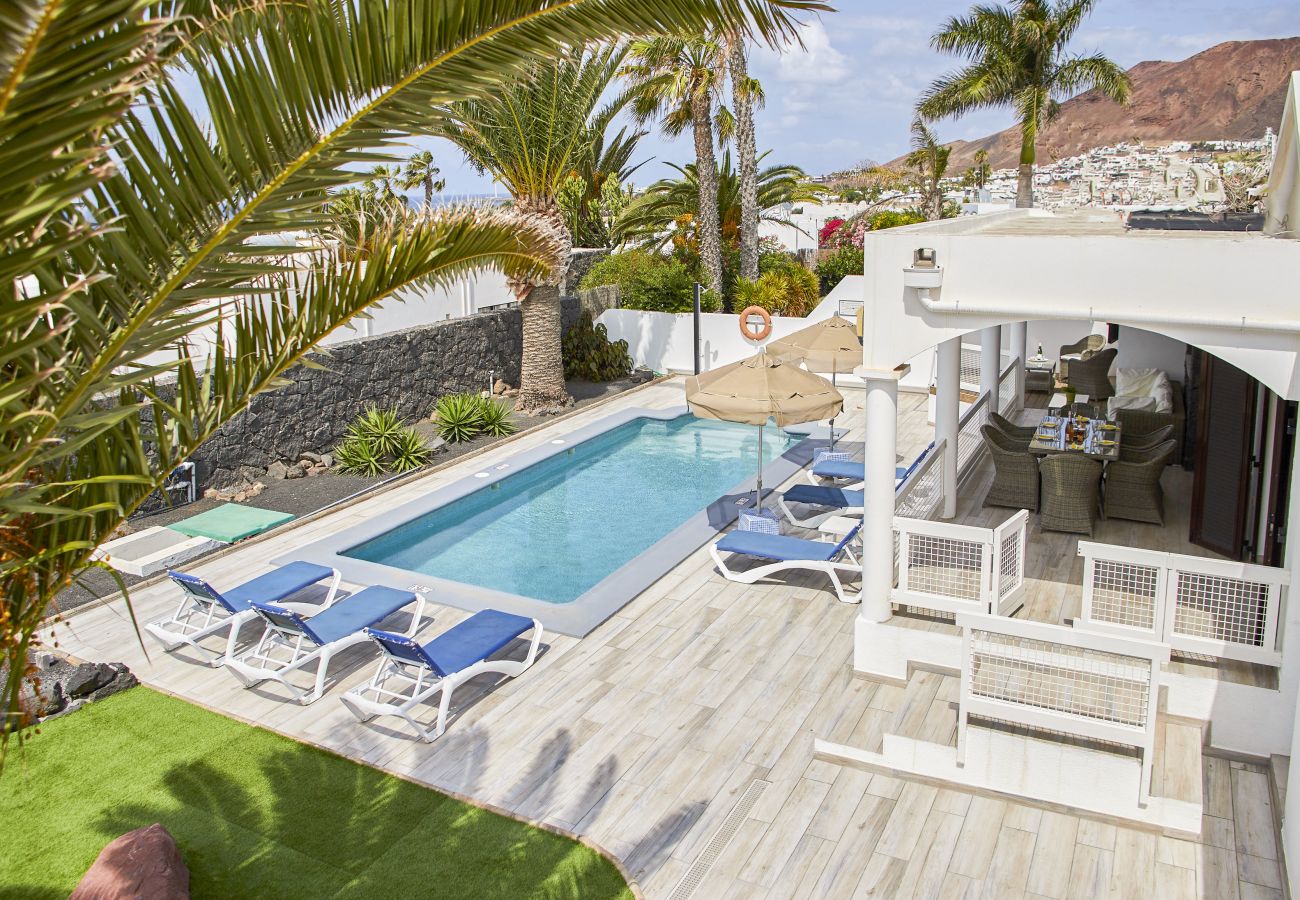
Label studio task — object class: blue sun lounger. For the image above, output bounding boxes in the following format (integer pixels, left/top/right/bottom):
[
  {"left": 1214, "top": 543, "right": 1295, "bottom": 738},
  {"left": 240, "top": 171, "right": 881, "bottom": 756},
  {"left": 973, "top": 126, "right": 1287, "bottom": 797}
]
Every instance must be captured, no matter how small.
[
  {"left": 224, "top": 585, "right": 425, "bottom": 704},
  {"left": 777, "top": 484, "right": 866, "bottom": 527},
  {"left": 710, "top": 522, "right": 862, "bottom": 604},
  {"left": 808, "top": 458, "right": 908, "bottom": 487},
  {"left": 341, "top": 609, "right": 543, "bottom": 742},
  {"left": 145, "top": 561, "right": 341, "bottom": 665}
]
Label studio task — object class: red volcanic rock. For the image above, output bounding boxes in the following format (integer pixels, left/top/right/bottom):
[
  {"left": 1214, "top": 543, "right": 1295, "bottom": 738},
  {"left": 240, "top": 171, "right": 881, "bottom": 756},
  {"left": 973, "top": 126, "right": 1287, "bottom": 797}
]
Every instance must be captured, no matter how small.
[
  {"left": 71, "top": 824, "right": 189, "bottom": 900},
  {"left": 886, "top": 38, "right": 1300, "bottom": 170}
]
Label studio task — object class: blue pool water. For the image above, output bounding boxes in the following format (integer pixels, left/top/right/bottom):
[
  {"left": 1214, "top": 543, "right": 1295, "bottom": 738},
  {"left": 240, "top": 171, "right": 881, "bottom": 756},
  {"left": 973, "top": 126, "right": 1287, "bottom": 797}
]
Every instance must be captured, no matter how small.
[{"left": 344, "top": 416, "right": 801, "bottom": 604}]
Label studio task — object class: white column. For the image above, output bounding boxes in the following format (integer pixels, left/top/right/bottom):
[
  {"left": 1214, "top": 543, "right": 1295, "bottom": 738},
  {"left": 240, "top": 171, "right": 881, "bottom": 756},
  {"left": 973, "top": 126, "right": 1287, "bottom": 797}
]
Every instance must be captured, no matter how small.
[
  {"left": 1010, "top": 321, "right": 1028, "bottom": 409},
  {"left": 936, "top": 337, "right": 961, "bottom": 519},
  {"left": 860, "top": 369, "right": 900, "bottom": 622},
  {"left": 980, "top": 325, "right": 1002, "bottom": 409}
]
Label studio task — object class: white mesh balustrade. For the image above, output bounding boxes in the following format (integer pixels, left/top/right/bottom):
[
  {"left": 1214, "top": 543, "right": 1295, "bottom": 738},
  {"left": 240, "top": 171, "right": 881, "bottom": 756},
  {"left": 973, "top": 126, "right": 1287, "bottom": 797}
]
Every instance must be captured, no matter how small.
[{"left": 957, "top": 614, "right": 1168, "bottom": 807}]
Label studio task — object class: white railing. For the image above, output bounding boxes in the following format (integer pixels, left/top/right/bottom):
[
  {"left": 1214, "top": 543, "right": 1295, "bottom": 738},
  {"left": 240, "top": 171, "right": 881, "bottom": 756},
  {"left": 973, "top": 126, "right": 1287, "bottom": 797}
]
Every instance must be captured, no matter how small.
[
  {"left": 893, "top": 511, "right": 1028, "bottom": 617},
  {"left": 955, "top": 392, "right": 991, "bottom": 485},
  {"left": 1077, "top": 543, "right": 1288, "bottom": 667},
  {"left": 998, "top": 360, "right": 1018, "bottom": 416},
  {"left": 957, "top": 613, "right": 1169, "bottom": 807},
  {"left": 894, "top": 440, "right": 946, "bottom": 521}
]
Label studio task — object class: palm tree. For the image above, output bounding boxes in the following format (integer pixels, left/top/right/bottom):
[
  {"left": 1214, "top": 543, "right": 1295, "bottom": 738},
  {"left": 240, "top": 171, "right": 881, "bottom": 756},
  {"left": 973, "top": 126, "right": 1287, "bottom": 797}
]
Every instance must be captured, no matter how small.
[
  {"left": 0, "top": 0, "right": 822, "bottom": 746},
  {"left": 727, "top": 37, "right": 765, "bottom": 280},
  {"left": 557, "top": 122, "right": 648, "bottom": 249},
  {"left": 402, "top": 151, "right": 446, "bottom": 209},
  {"left": 623, "top": 34, "right": 730, "bottom": 295},
  {"left": 436, "top": 46, "right": 635, "bottom": 414},
  {"left": 973, "top": 148, "right": 992, "bottom": 189},
  {"left": 906, "top": 119, "right": 952, "bottom": 220},
  {"left": 917, "top": 0, "right": 1131, "bottom": 208},
  {"left": 615, "top": 151, "right": 823, "bottom": 250}
]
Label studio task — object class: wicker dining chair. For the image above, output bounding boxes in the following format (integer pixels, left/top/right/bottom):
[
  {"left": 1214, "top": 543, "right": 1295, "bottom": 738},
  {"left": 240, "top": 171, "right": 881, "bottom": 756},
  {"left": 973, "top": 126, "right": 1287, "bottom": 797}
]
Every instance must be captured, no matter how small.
[
  {"left": 1104, "top": 440, "right": 1176, "bottom": 525},
  {"left": 988, "top": 411, "right": 1036, "bottom": 447},
  {"left": 1039, "top": 454, "right": 1103, "bottom": 535},
  {"left": 982, "top": 425, "right": 1040, "bottom": 511},
  {"left": 1063, "top": 347, "right": 1118, "bottom": 400},
  {"left": 1119, "top": 424, "right": 1174, "bottom": 463}
]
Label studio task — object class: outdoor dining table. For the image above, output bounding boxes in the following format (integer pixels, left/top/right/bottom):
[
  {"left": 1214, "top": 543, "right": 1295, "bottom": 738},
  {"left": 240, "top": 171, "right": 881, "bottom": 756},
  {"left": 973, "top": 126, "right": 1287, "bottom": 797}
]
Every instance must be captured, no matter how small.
[{"left": 1027, "top": 411, "right": 1123, "bottom": 462}]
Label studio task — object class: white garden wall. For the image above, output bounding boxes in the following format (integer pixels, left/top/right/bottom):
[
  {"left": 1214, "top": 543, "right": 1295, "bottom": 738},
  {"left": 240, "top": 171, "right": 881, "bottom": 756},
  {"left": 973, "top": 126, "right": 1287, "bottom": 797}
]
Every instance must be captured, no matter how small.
[{"left": 597, "top": 278, "right": 862, "bottom": 376}]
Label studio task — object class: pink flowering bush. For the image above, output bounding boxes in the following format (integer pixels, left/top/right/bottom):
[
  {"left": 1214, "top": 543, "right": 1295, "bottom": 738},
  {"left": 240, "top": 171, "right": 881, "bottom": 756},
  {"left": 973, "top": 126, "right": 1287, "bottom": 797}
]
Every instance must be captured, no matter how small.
[{"left": 818, "top": 217, "right": 845, "bottom": 248}]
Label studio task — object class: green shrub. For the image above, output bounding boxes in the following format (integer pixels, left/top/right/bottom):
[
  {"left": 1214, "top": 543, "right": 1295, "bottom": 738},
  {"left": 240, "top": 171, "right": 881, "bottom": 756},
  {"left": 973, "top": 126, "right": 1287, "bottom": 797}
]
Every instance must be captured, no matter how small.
[
  {"left": 815, "top": 247, "right": 865, "bottom": 296},
  {"left": 334, "top": 406, "right": 430, "bottom": 476},
  {"left": 580, "top": 249, "right": 721, "bottom": 314},
  {"left": 733, "top": 265, "right": 819, "bottom": 318},
  {"left": 563, "top": 311, "right": 633, "bottom": 382},
  {"left": 476, "top": 396, "right": 518, "bottom": 437},
  {"left": 432, "top": 393, "right": 484, "bottom": 444}
]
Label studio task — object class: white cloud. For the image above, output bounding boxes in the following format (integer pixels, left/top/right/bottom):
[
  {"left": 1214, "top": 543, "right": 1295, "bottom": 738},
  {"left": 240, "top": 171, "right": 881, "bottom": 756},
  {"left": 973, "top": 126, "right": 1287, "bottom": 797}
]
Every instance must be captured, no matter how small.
[{"left": 758, "top": 19, "right": 851, "bottom": 85}]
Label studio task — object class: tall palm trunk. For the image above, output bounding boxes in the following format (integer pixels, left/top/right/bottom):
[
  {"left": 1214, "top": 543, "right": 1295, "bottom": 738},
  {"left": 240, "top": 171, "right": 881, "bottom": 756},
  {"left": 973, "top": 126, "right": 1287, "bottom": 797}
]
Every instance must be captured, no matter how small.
[
  {"left": 514, "top": 202, "right": 573, "bottom": 415},
  {"left": 1016, "top": 130, "right": 1036, "bottom": 208},
  {"left": 729, "top": 41, "right": 759, "bottom": 281},
  {"left": 423, "top": 178, "right": 434, "bottom": 209},
  {"left": 691, "top": 91, "right": 724, "bottom": 297}
]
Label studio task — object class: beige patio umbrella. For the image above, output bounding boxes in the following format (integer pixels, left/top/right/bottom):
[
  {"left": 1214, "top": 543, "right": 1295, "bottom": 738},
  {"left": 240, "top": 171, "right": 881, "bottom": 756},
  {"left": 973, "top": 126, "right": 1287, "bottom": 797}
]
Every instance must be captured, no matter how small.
[
  {"left": 768, "top": 314, "right": 863, "bottom": 450},
  {"left": 686, "top": 350, "right": 843, "bottom": 511}
]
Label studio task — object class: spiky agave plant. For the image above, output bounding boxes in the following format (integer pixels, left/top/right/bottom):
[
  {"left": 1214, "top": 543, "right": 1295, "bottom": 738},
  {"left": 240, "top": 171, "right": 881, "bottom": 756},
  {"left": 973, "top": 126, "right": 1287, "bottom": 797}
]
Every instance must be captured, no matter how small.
[
  {"left": 476, "top": 397, "right": 519, "bottom": 437},
  {"left": 432, "top": 394, "right": 484, "bottom": 443}
]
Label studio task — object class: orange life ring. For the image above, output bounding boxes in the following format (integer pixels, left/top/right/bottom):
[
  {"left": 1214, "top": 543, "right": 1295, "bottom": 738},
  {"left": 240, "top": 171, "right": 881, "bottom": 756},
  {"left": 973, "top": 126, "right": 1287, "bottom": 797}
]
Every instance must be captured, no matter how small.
[{"left": 738, "top": 306, "right": 773, "bottom": 342}]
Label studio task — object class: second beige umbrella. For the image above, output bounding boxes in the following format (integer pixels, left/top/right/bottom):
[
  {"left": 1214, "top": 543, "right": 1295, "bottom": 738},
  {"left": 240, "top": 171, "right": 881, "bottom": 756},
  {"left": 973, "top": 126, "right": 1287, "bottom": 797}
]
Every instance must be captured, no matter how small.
[
  {"left": 686, "top": 350, "right": 843, "bottom": 510},
  {"left": 768, "top": 314, "right": 862, "bottom": 450}
]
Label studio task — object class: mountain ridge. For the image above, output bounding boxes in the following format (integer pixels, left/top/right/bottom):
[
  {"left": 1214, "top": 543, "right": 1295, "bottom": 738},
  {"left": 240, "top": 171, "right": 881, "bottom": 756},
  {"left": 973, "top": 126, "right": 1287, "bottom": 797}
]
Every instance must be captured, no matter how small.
[{"left": 884, "top": 37, "right": 1300, "bottom": 171}]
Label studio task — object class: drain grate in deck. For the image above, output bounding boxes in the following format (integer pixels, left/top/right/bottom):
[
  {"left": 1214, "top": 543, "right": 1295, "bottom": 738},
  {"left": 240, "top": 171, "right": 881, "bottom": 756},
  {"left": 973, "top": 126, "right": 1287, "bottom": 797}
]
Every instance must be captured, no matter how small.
[{"left": 667, "top": 779, "right": 770, "bottom": 900}]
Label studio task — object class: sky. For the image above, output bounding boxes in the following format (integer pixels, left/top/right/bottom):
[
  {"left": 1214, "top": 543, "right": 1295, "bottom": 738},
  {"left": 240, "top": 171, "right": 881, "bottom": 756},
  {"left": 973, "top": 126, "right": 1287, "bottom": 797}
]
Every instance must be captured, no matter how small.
[{"left": 426, "top": 0, "right": 1300, "bottom": 197}]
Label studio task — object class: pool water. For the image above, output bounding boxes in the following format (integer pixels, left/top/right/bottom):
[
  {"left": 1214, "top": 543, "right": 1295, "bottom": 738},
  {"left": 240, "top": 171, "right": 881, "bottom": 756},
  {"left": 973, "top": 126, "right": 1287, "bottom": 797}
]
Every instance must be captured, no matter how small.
[{"left": 344, "top": 416, "right": 800, "bottom": 604}]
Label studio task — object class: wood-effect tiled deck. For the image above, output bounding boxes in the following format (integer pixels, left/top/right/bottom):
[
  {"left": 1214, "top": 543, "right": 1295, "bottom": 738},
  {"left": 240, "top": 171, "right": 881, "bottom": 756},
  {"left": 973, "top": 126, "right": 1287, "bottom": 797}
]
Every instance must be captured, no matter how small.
[{"left": 49, "top": 383, "right": 1284, "bottom": 898}]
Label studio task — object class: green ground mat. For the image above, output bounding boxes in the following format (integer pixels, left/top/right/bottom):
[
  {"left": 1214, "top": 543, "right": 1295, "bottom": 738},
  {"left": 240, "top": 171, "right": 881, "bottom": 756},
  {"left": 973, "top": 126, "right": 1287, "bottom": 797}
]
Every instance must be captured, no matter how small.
[{"left": 167, "top": 503, "right": 295, "bottom": 542}]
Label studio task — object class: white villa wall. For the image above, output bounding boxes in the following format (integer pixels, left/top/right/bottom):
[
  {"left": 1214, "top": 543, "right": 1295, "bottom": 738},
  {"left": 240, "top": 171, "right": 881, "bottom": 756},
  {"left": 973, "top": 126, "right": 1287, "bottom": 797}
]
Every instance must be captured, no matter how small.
[{"left": 597, "top": 279, "right": 862, "bottom": 376}]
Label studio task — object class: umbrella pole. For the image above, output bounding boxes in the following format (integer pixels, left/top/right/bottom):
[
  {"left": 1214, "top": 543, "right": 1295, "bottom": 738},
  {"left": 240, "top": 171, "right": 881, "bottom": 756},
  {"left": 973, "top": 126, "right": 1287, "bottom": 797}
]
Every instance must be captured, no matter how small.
[
  {"left": 829, "top": 366, "right": 838, "bottom": 451},
  {"left": 756, "top": 423, "right": 764, "bottom": 512}
]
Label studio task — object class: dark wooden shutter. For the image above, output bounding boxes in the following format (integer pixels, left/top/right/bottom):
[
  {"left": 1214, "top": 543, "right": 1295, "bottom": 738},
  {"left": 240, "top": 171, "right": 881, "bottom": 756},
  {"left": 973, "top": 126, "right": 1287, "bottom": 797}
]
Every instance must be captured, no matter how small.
[
  {"left": 1190, "top": 356, "right": 1258, "bottom": 558},
  {"left": 1262, "top": 399, "right": 1297, "bottom": 566}
]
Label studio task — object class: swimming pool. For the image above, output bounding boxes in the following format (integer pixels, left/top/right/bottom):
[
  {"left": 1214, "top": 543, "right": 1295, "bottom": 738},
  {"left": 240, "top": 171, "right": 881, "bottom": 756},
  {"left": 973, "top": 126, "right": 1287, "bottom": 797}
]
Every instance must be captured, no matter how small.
[
  {"left": 345, "top": 415, "right": 800, "bottom": 603},
  {"left": 282, "top": 407, "right": 819, "bottom": 636}
]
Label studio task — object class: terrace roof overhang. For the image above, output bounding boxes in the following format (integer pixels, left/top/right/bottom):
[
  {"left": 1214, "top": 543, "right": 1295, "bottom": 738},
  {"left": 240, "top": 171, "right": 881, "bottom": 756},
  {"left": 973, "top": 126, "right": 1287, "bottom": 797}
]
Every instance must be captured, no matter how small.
[{"left": 859, "top": 209, "right": 1300, "bottom": 399}]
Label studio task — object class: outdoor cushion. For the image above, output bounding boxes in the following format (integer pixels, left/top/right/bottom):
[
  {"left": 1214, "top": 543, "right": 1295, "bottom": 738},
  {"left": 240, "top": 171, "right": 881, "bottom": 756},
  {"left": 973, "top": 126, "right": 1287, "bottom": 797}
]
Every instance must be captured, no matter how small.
[
  {"left": 168, "top": 503, "right": 294, "bottom": 543},
  {"left": 1115, "top": 368, "right": 1163, "bottom": 397},
  {"left": 812, "top": 458, "right": 865, "bottom": 480},
  {"left": 418, "top": 609, "right": 535, "bottom": 677},
  {"left": 263, "top": 585, "right": 416, "bottom": 645},
  {"left": 783, "top": 485, "right": 865, "bottom": 508},
  {"left": 716, "top": 530, "right": 842, "bottom": 562},
  {"left": 221, "top": 562, "right": 335, "bottom": 611},
  {"left": 1108, "top": 395, "right": 1157, "bottom": 417},
  {"left": 812, "top": 459, "right": 907, "bottom": 481}
]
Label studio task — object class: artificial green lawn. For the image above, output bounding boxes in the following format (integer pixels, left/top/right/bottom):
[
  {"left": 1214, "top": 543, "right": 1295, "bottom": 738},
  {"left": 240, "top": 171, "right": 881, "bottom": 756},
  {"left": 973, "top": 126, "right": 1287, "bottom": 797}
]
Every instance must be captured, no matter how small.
[{"left": 2, "top": 688, "right": 632, "bottom": 899}]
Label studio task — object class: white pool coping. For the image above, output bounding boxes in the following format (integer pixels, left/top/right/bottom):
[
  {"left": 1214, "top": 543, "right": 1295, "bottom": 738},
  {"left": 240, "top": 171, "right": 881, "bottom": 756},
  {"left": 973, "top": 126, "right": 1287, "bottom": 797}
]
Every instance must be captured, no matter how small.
[{"left": 278, "top": 405, "right": 829, "bottom": 637}]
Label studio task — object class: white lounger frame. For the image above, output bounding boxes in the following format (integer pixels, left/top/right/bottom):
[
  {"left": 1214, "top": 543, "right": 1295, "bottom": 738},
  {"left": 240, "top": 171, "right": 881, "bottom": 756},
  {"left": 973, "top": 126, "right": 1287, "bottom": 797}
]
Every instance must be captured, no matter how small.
[
  {"left": 340, "top": 619, "right": 544, "bottom": 742},
  {"left": 224, "top": 593, "right": 426, "bottom": 704},
  {"left": 710, "top": 536, "right": 862, "bottom": 604},
  {"left": 143, "top": 569, "right": 342, "bottom": 667}
]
